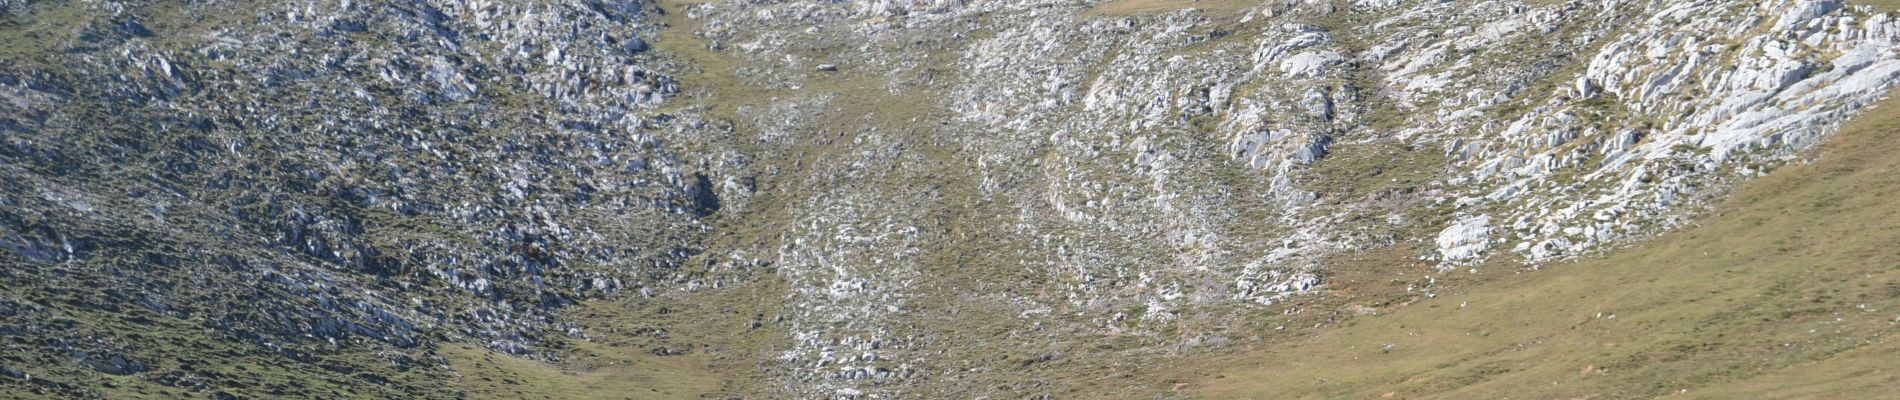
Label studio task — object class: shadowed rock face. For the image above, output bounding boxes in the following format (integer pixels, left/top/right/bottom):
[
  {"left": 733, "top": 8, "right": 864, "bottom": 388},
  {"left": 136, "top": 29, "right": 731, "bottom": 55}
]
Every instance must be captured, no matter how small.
[
  {"left": 0, "top": 0, "right": 731, "bottom": 396},
  {"left": 3, "top": 0, "right": 1899, "bottom": 398}
]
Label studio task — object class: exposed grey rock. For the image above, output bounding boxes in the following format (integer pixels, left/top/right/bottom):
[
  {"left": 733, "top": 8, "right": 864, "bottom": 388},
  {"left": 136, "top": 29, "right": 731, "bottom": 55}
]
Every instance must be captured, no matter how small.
[
  {"left": 1436, "top": 215, "right": 1493, "bottom": 267},
  {"left": 81, "top": 354, "right": 146, "bottom": 376}
]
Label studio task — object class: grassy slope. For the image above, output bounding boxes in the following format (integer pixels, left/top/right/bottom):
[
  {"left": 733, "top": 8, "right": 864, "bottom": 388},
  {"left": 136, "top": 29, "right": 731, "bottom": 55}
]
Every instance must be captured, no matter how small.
[
  {"left": 1183, "top": 91, "right": 1900, "bottom": 399},
  {"left": 1867, "top": 0, "right": 1900, "bottom": 12},
  {"left": 442, "top": 342, "right": 720, "bottom": 400},
  {"left": 1083, "top": 0, "right": 1261, "bottom": 18},
  {"left": 438, "top": 281, "right": 789, "bottom": 399}
]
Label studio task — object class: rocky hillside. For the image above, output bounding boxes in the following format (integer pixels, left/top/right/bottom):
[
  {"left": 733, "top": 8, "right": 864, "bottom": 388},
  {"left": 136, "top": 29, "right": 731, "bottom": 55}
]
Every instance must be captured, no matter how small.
[
  {"left": 1185, "top": 72, "right": 1900, "bottom": 400},
  {"left": 1, "top": 0, "right": 1897, "bottom": 398}
]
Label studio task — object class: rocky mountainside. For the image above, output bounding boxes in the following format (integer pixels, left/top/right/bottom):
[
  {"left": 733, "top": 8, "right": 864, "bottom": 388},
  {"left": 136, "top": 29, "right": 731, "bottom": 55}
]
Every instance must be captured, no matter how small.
[
  {"left": 1186, "top": 70, "right": 1900, "bottom": 400},
  {"left": 2, "top": 0, "right": 1898, "bottom": 398}
]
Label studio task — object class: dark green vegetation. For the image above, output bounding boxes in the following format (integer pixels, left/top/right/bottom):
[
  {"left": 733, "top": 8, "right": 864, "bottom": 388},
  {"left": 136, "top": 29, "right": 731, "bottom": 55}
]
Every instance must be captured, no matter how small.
[{"left": 1180, "top": 92, "right": 1900, "bottom": 398}]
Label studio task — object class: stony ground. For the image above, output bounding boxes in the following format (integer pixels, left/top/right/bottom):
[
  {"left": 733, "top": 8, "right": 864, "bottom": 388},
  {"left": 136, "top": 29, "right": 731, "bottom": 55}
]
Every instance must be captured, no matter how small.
[{"left": 2, "top": 0, "right": 1898, "bottom": 398}]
